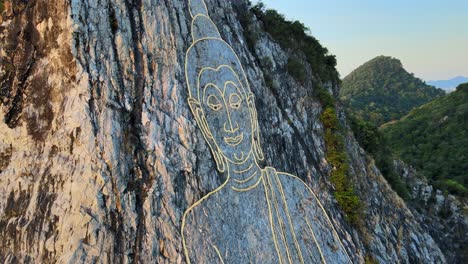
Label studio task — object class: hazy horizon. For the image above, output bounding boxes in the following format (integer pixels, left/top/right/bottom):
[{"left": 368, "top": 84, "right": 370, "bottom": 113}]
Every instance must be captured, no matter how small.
[{"left": 252, "top": 0, "right": 468, "bottom": 81}]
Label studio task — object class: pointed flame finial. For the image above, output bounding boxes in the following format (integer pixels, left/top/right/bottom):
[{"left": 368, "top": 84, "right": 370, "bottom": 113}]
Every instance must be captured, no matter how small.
[
  {"left": 189, "top": 0, "right": 209, "bottom": 19},
  {"left": 188, "top": 0, "right": 222, "bottom": 42}
]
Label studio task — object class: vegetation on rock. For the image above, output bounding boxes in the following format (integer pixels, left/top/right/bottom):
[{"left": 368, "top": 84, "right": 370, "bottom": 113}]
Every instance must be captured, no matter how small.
[
  {"left": 349, "top": 116, "right": 409, "bottom": 199},
  {"left": 381, "top": 83, "right": 468, "bottom": 196},
  {"left": 249, "top": 1, "right": 339, "bottom": 83},
  {"left": 317, "top": 86, "right": 362, "bottom": 225},
  {"left": 240, "top": 2, "right": 362, "bottom": 225},
  {"left": 286, "top": 57, "right": 306, "bottom": 83},
  {"left": 340, "top": 56, "right": 444, "bottom": 126}
]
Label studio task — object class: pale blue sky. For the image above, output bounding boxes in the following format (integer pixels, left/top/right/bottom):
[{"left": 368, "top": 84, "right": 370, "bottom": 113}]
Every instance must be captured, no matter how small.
[{"left": 252, "top": 0, "right": 468, "bottom": 80}]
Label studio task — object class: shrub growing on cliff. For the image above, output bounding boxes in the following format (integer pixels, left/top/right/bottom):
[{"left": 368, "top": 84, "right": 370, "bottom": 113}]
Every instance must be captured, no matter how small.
[
  {"left": 250, "top": 2, "right": 339, "bottom": 83},
  {"left": 321, "top": 106, "right": 362, "bottom": 225},
  {"left": 237, "top": 1, "right": 263, "bottom": 52},
  {"left": 244, "top": 2, "right": 362, "bottom": 224},
  {"left": 0, "top": 0, "right": 5, "bottom": 14},
  {"left": 349, "top": 116, "right": 410, "bottom": 200},
  {"left": 287, "top": 57, "right": 306, "bottom": 83}
]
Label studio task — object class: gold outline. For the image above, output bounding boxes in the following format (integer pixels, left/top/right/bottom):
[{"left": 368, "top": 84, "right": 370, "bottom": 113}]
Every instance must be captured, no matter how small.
[
  {"left": 191, "top": 14, "right": 221, "bottom": 41},
  {"left": 182, "top": 173, "right": 231, "bottom": 264},
  {"left": 213, "top": 244, "right": 225, "bottom": 264},
  {"left": 187, "top": 40, "right": 251, "bottom": 98},
  {"left": 232, "top": 162, "right": 253, "bottom": 174},
  {"left": 231, "top": 174, "right": 263, "bottom": 192},
  {"left": 207, "top": 93, "right": 223, "bottom": 111},
  {"left": 262, "top": 176, "right": 284, "bottom": 264},
  {"left": 183, "top": 1, "right": 353, "bottom": 263},
  {"left": 188, "top": 0, "right": 209, "bottom": 19},
  {"left": 233, "top": 170, "right": 257, "bottom": 183},
  {"left": 265, "top": 169, "right": 294, "bottom": 264},
  {"left": 224, "top": 133, "right": 243, "bottom": 147},
  {"left": 273, "top": 169, "right": 305, "bottom": 264},
  {"left": 306, "top": 217, "right": 327, "bottom": 264},
  {"left": 280, "top": 172, "right": 353, "bottom": 263}
]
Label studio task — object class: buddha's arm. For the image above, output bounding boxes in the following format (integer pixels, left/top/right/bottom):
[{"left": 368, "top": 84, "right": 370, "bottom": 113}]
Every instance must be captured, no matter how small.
[
  {"left": 182, "top": 209, "right": 224, "bottom": 264},
  {"left": 278, "top": 172, "right": 353, "bottom": 264}
]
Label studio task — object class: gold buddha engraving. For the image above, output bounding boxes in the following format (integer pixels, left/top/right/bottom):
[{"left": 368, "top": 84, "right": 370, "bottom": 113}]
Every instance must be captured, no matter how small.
[{"left": 182, "top": 1, "right": 353, "bottom": 263}]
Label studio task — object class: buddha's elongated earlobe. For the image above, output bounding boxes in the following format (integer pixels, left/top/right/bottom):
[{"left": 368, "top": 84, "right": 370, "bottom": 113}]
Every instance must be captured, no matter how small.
[
  {"left": 211, "top": 146, "right": 226, "bottom": 172},
  {"left": 247, "top": 94, "right": 264, "bottom": 161},
  {"left": 188, "top": 98, "right": 226, "bottom": 172}
]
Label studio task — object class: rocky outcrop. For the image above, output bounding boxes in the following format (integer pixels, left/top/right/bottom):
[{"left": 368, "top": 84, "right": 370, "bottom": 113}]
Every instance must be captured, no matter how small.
[
  {"left": 395, "top": 160, "right": 467, "bottom": 263},
  {"left": 0, "top": 0, "right": 446, "bottom": 263},
  {"left": 343, "top": 135, "right": 445, "bottom": 263}
]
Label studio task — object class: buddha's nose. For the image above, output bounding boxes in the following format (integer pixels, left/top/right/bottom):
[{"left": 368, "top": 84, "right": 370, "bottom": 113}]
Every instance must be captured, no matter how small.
[{"left": 224, "top": 120, "right": 239, "bottom": 133}]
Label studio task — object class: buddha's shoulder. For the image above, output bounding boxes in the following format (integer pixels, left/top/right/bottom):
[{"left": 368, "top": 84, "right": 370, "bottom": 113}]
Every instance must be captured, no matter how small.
[
  {"left": 265, "top": 167, "right": 318, "bottom": 201},
  {"left": 265, "top": 167, "right": 309, "bottom": 190},
  {"left": 182, "top": 186, "right": 226, "bottom": 228}
]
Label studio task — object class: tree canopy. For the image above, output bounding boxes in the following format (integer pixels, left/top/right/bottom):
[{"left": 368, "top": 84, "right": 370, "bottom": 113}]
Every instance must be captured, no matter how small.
[
  {"left": 381, "top": 84, "right": 468, "bottom": 196},
  {"left": 340, "top": 56, "right": 445, "bottom": 126}
]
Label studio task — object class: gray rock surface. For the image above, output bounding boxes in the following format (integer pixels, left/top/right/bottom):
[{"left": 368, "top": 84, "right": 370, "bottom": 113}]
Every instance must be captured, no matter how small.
[
  {"left": 0, "top": 0, "right": 447, "bottom": 263},
  {"left": 395, "top": 160, "right": 467, "bottom": 264}
]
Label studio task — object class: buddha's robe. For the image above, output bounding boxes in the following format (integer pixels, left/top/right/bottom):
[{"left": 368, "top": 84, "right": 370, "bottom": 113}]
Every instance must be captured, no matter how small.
[{"left": 182, "top": 167, "right": 352, "bottom": 264}]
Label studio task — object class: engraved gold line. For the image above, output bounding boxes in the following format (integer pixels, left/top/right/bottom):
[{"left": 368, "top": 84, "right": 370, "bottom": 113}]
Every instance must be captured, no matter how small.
[
  {"left": 262, "top": 177, "right": 284, "bottom": 264},
  {"left": 221, "top": 89, "right": 236, "bottom": 136},
  {"left": 224, "top": 133, "right": 243, "bottom": 147},
  {"left": 233, "top": 170, "right": 257, "bottom": 183},
  {"left": 196, "top": 65, "right": 246, "bottom": 101},
  {"left": 281, "top": 173, "right": 353, "bottom": 264},
  {"left": 225, "top": 81, "right": 245, "bottom": 100},
  {"left": 187, "top": 37, "right": 252, "bottom": 98},
  {"left": 305, "top": 217, "right": 327, "bottom": 264},
  {"left": 186, "top": 39, "right": 256, "bottom": 166},
  {"left": 191, "top": 14, "right": 222, "bottom": 41},
  {"left": 273, "top": 170, "right": 305, "bottom": 264},
  {"left": 182, "top": 173, "right": 231, "bottom": 264},
  {"left": 232, "top": 162, "right": 253, "bottom": 174},
  {"left": 185, "top": 4, "right": 339, "bottom": 264},
  {"left": 188, "top": 0, "right": 209, "bottom": 19},
  {"left": 213, "top": 244, "right": 225, "bottom": 264},
  {"left": 231, "top": 173, "right": 262, "bottom": 192},
  {"left": 265, "top": 170, "right": 293, "bottom": 264}
]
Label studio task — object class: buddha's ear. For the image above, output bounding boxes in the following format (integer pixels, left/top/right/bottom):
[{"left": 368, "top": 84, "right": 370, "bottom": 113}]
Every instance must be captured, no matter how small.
[
  {"left": 188, "top": 98, "right": 213, "bottom": 139},
  {"left": 246, "top": 93, "right": 264, "bottom": 161},
  {"left": 246, "top": 93, "right": 258, "bottom": 124}
]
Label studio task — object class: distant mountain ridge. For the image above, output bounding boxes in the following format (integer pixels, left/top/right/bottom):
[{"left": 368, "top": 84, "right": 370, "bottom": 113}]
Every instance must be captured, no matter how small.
[
  {"left": 340, "top": 56, "right": 445, "bottom": 126},
  {"left": 427, "top": 76, "right": 468, "bottom": 91}
]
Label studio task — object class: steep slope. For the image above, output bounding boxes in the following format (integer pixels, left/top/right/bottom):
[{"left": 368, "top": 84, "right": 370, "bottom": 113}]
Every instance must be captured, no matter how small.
[
  {"left": 340, "top": 56, "right": 445, "bottom": 126},
  {"left": 382, "top": 83, "right": 468, "bottom": 196},
  {"left": 0, "top": 0, "right": 444, "bottom": 263},
  {"left": 395, "top": 160, "right": 468, "bottom": 264}
]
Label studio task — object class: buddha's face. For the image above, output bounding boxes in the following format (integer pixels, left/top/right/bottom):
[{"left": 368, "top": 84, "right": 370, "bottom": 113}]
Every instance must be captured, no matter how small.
[{"left": 193, "top": 66, "right": 254, "bottom": 164}]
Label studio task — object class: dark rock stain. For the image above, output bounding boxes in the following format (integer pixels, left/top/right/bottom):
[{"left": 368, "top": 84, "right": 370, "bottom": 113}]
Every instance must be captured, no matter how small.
[
  {"left": 0, "top": 189, "right": 32, "bottom": 260},
  {"left": 25, "top": 72, "right": 54, "bottom": 141},
  {"left": 0, "top": 144, "right": 13, "bottom": 173}
]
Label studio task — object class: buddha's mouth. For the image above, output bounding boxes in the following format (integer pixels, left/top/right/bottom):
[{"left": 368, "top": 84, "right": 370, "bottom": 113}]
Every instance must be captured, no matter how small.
[{"left": 224, "top": 133, "right": 243, "bottom": 146}]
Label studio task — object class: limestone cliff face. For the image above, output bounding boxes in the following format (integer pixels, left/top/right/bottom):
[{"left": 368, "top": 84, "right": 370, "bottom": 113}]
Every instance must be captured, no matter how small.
[
  {"left": 0, "top": 0, "right": 446, "bottom": 263},
  {"left": 395, "top": 160, "right": 467, "bottom": 264}
]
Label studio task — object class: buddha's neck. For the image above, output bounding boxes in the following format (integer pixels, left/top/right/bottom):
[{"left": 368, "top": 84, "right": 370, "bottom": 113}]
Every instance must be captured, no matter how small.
[{"left": 227, "top": 152, "right": 263, "bottom": 192}]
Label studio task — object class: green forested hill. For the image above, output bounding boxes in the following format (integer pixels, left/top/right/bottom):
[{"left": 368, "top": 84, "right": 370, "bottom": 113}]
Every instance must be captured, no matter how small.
[
  {"left": 340, "top": 56, "right": 445, "bottom": 126},
  {"left": 381, "top": 83, "right": 468, "bottom": 196}
]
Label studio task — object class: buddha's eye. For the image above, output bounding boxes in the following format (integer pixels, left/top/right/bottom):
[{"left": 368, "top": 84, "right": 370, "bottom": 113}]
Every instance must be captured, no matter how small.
[
  {"left": 207, "top": 94, "right": 222, "bottom": 111},
  {"left": 229, "top": 93, "right": 242, "bottom": 109}
]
